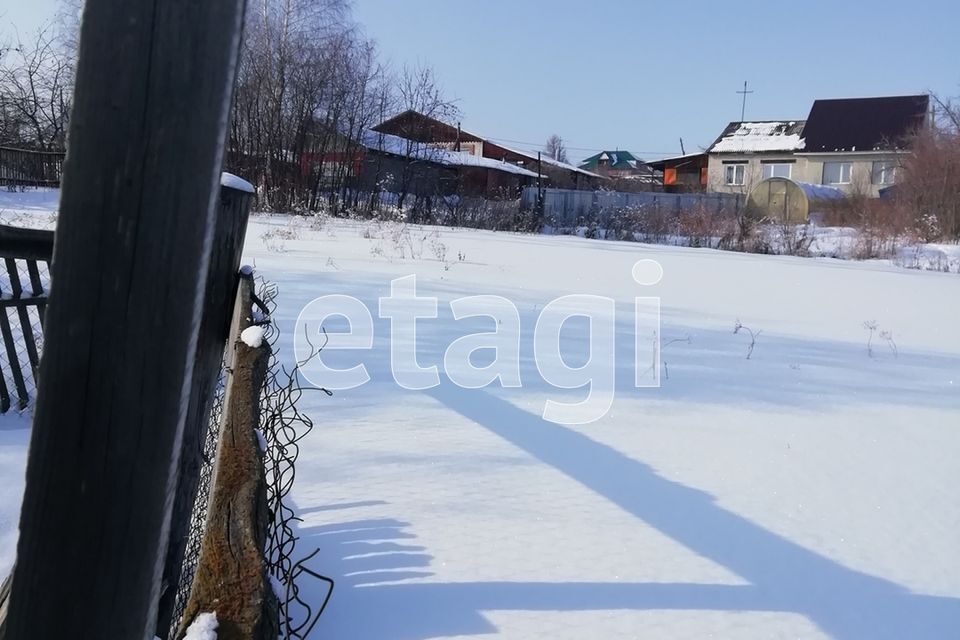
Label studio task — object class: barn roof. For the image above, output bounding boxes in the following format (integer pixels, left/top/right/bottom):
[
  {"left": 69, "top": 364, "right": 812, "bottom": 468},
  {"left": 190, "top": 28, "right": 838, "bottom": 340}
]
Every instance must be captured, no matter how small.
[
  {"left": 800, "top": 95, "right": 929, "bottom": 153},
  {"left": 372, "top": 111, "right": 603, "bottom": 180},
  {"left": 487, "top": 141, "right": 604, "bottom": 179},
  {"left": 372, "top": 110, "right": 484, "bottom": 144},
  {"left": 708, "top": 121, "right": 806, "bottom": 154},
  {"left": 359, "top": 130, "right": 540, "bottom": 178},
  {"left": 646, "top": 152, "right": 708, "bottom": 170}
]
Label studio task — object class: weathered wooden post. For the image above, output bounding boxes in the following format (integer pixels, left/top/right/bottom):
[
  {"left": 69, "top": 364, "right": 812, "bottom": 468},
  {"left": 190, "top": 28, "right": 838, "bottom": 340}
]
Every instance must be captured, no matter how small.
[
  {"left": 175, "top": 271, "right": 278, "bottom": 640},
  {"left": 5, "top": 0, "right": 247, "bottom": 637},
  {"left": 155, "top": 176, "right": 255, "bottom": 637}
]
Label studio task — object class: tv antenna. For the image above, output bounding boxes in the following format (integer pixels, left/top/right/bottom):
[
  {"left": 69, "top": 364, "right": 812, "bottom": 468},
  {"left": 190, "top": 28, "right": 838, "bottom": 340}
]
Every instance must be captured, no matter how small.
[{"left": 737, "top": 81, "right": 753, "bottom": 121}]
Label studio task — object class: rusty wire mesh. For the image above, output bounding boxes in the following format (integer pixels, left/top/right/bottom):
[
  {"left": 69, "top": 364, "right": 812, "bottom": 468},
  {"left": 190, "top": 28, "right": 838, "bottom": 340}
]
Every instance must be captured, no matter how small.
[
  {"left": 165, "top": 369, "right": 226, "bottom": 639},
  {"left": 255, "top": 275, "right": 335, "bottom": 639},
  {"left": 166, "top": 275, "right": 332, "bottom": 639}
]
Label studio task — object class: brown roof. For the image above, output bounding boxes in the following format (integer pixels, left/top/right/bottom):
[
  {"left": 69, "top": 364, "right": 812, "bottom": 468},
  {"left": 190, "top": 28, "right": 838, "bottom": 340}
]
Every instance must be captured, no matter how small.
[
  {"left": 372, "top": 110, "right": 483, "bottom": 144},
  {"left": 800, "top": 95, "right": 929, "bottom": 153}
]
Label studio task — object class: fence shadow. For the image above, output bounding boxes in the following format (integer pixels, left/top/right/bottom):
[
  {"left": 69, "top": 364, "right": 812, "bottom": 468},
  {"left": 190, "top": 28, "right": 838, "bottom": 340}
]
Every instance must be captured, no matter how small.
[
  {"left": 265, "top": 265, "right": 959, "bottom": 638},
  {"left": 289, "top": 389, "right": 958, "bottom": 640},
  {"left": 417, "top": 385, "right": 959, "bottom": 640}
]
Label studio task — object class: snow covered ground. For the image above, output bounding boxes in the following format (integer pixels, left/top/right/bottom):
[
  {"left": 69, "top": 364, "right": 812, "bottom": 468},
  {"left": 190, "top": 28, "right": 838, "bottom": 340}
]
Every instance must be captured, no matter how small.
[{"left": 1, "top": 192, "right": 959, "bottom": 638}]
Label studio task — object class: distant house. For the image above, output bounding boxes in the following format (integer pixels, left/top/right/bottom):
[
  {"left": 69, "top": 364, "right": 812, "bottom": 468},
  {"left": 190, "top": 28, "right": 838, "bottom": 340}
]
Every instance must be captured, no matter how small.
[
  {"left": 354, "top": 129, "right": 541, "bottom": 199},
  {"left": 647, "top": 152, "right": 708, "bottom": 193},
  {"left": 303, "top": 125, "right": 541, "bottom": 201},
  {"left": 373, "top": 110, "right": 604, "bottom": 191},
  {"left": 706, "top": 120, "right": 807, "bottom": 194},
  {"left": 705, "top": 94, "right": 930, "bottom": 198},
  {"left": 796, "top": 94, "right": 929, "bottom": 197},
  {"left": 577, "top": 150, "right": 659, "bottom": 191}
]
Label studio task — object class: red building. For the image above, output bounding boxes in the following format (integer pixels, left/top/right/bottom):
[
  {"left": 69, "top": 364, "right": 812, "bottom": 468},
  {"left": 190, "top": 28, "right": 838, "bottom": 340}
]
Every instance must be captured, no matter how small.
[{"left": 373, "top": 110, "right": 603, "bottom": 190}]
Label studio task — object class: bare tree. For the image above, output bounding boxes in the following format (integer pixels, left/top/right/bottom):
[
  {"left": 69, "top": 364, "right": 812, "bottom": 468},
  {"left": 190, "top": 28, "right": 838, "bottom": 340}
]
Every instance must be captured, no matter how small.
[
  {"left": 385, "top": 63, "right": 458, "bottom": 215},
  {"left": 228, "top": 0, "right": 376, "bottom": 211},
  {"left": 895, "top": 93, "right": 960, "bottom": 241},
  {"left": 8, "top": 0, "right": 458, "bottom": 213},
  {"left": 55, "top": 0, "right": 84, "bottom": 62},
  {"left": 0, "top": 26, "right": 73, "bottom": 150},
  {"left": 544, "top": 133, "right": 568, "bottom": 164},
  {"left": 225, "top": 0, "right": 461, "bottom": 214}
]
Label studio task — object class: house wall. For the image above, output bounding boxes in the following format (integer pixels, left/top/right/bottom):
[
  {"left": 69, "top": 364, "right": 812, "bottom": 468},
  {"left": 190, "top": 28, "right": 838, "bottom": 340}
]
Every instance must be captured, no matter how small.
[
  {"left": 708, "top": 151, "right": 904, "bottom": 197},
  {"left": 706, "top": 153, "right": 801, "bottom": 195},
  {"left": 356, "top": 151, "right": 456, "bottom": 196},
  {"left": 795, "top": 152, "right": 902, "bottom": 198}
]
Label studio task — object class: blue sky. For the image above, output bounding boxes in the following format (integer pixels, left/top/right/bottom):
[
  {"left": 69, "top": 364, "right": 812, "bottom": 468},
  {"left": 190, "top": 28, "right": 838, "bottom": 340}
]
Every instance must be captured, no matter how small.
[
  {"left": 6, "top": 0, "right": 959, "bottom": 163},
  {"left": 353, "top": 0, "right": 959, "bottom": 162}
]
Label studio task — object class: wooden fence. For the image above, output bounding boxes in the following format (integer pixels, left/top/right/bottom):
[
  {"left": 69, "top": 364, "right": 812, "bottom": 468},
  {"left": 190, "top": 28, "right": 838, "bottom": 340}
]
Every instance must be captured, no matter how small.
[
  {"left": 0, "top": 147, "right": 66, "bottom": 187},
  {"left": 0, "top": 175, "right": 256, "bottom": 638},
  {"left": 521, "top": 186, "right": 744, "bottom": 228},
  {"left": 0, "top": 225, "right": 52, "bottom": 412},
  {"left": 0, "top": 0, "right": 248, "bottom": 635}
]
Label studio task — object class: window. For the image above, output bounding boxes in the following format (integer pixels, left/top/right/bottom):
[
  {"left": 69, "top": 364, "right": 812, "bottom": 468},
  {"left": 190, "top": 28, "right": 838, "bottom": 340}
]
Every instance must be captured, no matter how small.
[
  {"left": 823, "top": 161, "right": 852, "bottom": 185},
  {"left": 762, "top": 163, "right": 792, "bottom": 179},
  {"left": 872, "top": 160, "right": 896, "bottom": 185},
  {"left": 724, "top": 163, "right": 746, "bottom": 185}
]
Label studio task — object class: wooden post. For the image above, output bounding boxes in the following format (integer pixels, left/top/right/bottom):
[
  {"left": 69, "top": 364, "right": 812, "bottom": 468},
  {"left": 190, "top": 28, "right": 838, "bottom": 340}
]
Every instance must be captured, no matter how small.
[
  {"left": 5, "top": 0, "right": 247, "bottom": 637},
  {"left": 176, "top": 271, "right": 277, "bottom": 640},
  {"left": 155, "top": 180, "right": 255, "bottom": 636}
]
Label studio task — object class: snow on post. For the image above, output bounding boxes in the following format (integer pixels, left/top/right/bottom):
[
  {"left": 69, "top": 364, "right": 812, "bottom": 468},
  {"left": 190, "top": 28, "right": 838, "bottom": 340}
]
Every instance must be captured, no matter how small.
[
  {"left": 220, "top": 172, "right": 255, "bottom": 194},
  {"left": 240, "top": 325, "right": 266, "bottom": 348},
  {"left": 183, "top": 612, "right": 218, "bottom": 640}
]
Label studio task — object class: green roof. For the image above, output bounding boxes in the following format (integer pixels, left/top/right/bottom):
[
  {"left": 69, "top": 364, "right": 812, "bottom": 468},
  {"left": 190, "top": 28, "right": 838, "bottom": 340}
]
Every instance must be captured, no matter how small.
[{"left": 578, "top": 150, "right": 644, "bottom": 170}]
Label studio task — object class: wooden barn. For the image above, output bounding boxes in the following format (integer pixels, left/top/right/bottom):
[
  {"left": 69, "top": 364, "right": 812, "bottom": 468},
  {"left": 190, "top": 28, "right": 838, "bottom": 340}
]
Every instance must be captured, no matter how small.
[
  {"left": 372, "top": 110, "right": 604, "bottom": 191},
  {"left": 647, "top": 152, "right": 709, "bottom": 193},
  {"left": 353, "top": 129, "right": 541, "bottom": 199}
]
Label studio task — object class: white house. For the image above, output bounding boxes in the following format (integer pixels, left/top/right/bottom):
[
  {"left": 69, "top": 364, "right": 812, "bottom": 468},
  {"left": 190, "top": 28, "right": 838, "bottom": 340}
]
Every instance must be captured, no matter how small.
[
  {"left": 705, "top": 121, "right": 806, "bottom": 194},
  {"left": 705, "top": 94, "right": 930, "bottom": 198}
]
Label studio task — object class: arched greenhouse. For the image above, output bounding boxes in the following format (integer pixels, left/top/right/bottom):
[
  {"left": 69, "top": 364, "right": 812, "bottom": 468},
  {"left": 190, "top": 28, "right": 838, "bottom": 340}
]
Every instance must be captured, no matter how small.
[{"left": 746, "top": 177, "right": 845, "bottom": 223}]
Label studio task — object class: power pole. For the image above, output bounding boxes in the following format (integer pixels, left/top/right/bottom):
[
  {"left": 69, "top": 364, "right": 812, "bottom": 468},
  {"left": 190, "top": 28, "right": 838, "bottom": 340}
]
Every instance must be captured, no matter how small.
[
  {"left": 737, "top": 81, "right": 754, "bottom": 121},
  {"left": 537, "top": 151, "right": 544, "bottom": 217},
  {"left": 679, "top": 137, "right": 686, "bottom": 155},
  {"left": 5, "top": 0, "right": 247, "bottom": 637}
]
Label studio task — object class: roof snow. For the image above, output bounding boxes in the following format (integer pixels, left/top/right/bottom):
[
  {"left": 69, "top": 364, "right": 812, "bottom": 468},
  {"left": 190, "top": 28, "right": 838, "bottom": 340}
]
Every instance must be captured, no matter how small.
[
  {"left": 360, "top": 130, "right": 540, "bottom": 178},
  {"left": 490, "top": 141, "right": 603, "bottom": 178},
  {"left": 532, "top": 153, "right": 603, "bottom": 178},
  {"left": 440, "top": 150, "right": 541, "bottom": 177},
  {"left": 710, "top": 121, "right": 806, "bottom": 154}
]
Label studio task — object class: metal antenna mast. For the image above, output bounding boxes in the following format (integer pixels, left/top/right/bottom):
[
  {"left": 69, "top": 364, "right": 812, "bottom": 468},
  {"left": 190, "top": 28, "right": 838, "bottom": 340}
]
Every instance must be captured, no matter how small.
[{"left": 737, "top": 81, "right": 754, "bottom": 121}]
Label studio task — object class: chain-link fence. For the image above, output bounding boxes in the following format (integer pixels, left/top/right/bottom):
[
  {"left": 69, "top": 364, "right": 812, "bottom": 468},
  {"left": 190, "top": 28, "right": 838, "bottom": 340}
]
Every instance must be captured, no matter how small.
[
  {"left": 165, "top": 369, "right": 226, "bottom": 638},
  {"left": 255, "top": 276, "right": 334, "bottom": 639},
  {"left": 164, "top": 275, "right": 333, "bottom": 639},
  {"left": 0, "top": 232, "right": 52, "bottom": 414}
]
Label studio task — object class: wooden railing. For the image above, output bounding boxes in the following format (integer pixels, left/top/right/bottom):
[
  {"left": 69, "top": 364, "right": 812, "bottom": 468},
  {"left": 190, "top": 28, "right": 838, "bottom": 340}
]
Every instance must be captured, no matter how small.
[
  {"left": 0, "top": 225, "right": 53, "bottom": 412},
  {"left": 0, "top": 147, "right": 66, "bottom": 187},
  {"left": 0, "top": 177, "right": 256, "bottom": 639}
]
